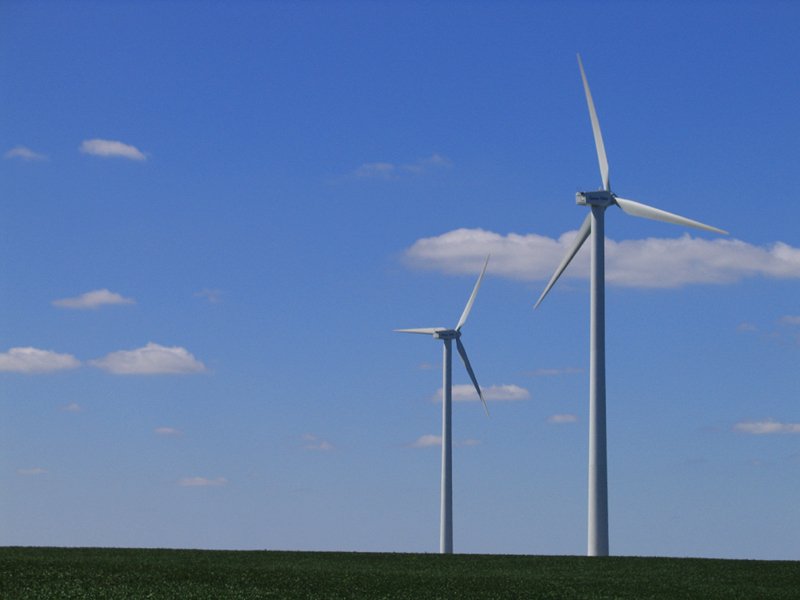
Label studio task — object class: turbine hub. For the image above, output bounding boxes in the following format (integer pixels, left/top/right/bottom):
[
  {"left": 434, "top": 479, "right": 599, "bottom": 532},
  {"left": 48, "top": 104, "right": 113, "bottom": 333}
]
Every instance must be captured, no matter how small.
[
  {"left": 433, "top": 330, "right": 459, "bottom": 340},
  {"left": 576, "top": 190, "right": 615, "bottom": 207}
]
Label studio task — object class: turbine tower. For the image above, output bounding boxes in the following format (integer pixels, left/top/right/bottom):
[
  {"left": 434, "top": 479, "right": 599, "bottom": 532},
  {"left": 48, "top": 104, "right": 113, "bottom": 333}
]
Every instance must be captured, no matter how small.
[
  {"left": 396, "top": 255, "right": 490, "bottom": 554},
  {"left": 535, "top": 55, "right": 727, "bottom": 557}
]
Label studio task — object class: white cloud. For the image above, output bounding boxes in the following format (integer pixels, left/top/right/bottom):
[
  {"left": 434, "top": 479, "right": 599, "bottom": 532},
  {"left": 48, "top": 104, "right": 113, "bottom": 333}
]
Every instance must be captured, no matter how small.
[
  {"left": 178, "top": 476, "right": 227, "bottom": 487},
  {"left": 404, "top": 228, "right": 800, "bottom": 289},
  {"left": 734, "top": 419, "right": 800, "bottom": 435},
  {"left": 61, "top": 402, "right": 83, "bottom": 412},
  {"left": 155, "top": 427, "right": 182, "bottom": 436},
  {"left": 433, "top": 383, "right": 530, "bottom": 402},
  {"left": 302, "top": 433, "right": 335, "bottom": 451},
  {"left": 194, "top": 289, "right": 223, "bottom": 304},
  {"left": 4, "top": 146, "right": 47, "bottom": 161},
  {"left": 780, "top": 316, "right": 800, "bottom": 326},
  {"left": 548, "top": 414, "right": 578, "bottom": 424},
  {"left": 17, "top": 467, "right": 48, "bottom": 476},
  {"left": 354, "top": 153, "right": 451, "bottom": 179},
  {"left": 737, "top": 322, "right": 758, "bottom": 332},
  {"left": 89, "top": 342, "right": 206, "bottom": 375},
  {"left": 411, "top": 434, "right": 442, "bottom": 448},
  {"left": 0, "top": 347, "right": 80, "bottom": 373},
  {"left": 80, "top": 138, "right": 146, "bottom": 160},
  {"left": 52, "top": 289, "right": 135, "bottom": 309}
]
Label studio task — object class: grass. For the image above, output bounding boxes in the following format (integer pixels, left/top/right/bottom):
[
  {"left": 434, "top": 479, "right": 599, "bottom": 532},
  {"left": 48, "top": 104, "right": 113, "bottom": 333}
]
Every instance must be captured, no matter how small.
[{"left": 1, "top": 547, "right": 798, "bottom": 599}]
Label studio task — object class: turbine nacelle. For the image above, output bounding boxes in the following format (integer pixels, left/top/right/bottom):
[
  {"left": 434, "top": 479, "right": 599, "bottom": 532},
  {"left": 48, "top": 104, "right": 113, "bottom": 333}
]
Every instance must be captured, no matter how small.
[
  {"left": 433, "top": 329, "right": 460, "bottom": 341},
  {"left": 576, "top": 190, "right": 615, "bottom": 208}
]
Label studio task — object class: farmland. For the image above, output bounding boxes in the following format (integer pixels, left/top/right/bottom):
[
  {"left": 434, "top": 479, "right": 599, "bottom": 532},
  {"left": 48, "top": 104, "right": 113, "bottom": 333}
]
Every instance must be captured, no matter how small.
[{"left": 1, "top": 547, "right": 798, "bottom": 599}]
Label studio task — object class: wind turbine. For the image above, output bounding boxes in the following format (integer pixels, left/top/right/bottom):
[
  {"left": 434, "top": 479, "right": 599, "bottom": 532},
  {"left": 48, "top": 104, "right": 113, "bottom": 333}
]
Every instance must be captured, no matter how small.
[
  {"left": 535, "top": 55, "right": 727, "bottom": 557},
  {"left": 396, "top": 255, "right": 490, "bottom": 554}
]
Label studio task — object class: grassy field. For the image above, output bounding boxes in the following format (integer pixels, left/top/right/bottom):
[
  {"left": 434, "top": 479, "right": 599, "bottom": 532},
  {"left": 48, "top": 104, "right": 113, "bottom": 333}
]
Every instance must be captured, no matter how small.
[{"left": 1, "top": 547, "right": 798, "bottom": 599}]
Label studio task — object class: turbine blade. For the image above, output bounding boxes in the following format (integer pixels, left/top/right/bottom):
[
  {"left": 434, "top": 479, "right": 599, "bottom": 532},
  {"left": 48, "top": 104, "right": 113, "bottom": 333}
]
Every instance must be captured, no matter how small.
[
  {"left": 615, "top": 197, "right": 728, "bottom": 235},
  {"left": 577, "top": 54, "right": 610, "bottom": 192},
  {"left": 394, "top": 328, "right": 444, "bottom": 335},
  {"left": 534, "top": 213, "right": 592, "bottom": 309},
  {"left": 455, "top": 255, "right": 490, "bottom": 332},
  {"left": 456, "top": 338, "right": 488, "bottom": 416}
]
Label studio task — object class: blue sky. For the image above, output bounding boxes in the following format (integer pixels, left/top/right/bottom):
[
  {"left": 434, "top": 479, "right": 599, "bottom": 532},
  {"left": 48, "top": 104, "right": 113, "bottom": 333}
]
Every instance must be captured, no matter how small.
[{"left": 1, "top": 1, "right": 799, "bottom": 559}]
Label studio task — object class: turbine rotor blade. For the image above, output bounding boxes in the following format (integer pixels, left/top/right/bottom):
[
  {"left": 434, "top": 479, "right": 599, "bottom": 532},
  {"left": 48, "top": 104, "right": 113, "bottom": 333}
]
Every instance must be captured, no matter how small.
[
  {"left": 455, "top": 338, "right": 488, "bottom": 416},
  {"left": 615, "top": 197, "right": 728, "bottom": 235},
  {"left": 578, "top": 54, "right": 610, "bottom": 192},
  {"left": 534, "top": 213, "right": 592, "bottom": 309},
  {"left": 394, "top": 328, "right": 445, "bottom": 335},
  {"left": 455, "top": 255, "right": 490, "bottom": 332}
]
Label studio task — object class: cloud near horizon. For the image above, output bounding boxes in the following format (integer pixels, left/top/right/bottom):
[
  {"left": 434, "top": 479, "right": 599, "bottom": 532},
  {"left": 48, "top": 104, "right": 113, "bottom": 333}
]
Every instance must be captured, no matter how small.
[
  {"left": 178, "top": 476, "right": 227, "bottom": 487},
  {"left": 89, "top": 343, "right": 206, "bottom": 375},
  {"left": 410, "top": 434, "right": 481, "bottom": 448},
  {"left": 52, "top": 289, "right": 135, "bottom": 309},
  {"left": 17, "top": 467, "right": 48, "bottom": 476},
  {"left": 528, "top": 367, "right": 583, "bottom": 377},
  {"left": 80, "top": 138, "right": 146, "bottom": 160},
  {"left": 404, "top": 228, "right": 800, "bottom": 289},
  {"left": 0, "top": 347, "right": 81, "bottom": 373},
  {"left": 548, "top": 414, "right": 578, "bottom": 424},
  {"left": 734, "top": 419, "right": 800, "bottom": 435},
  {"left": 302, "top": 433, "right": 335, "bottom": 452},
  {"left": 155, "top": 427, "right": 182, "bottom": 436},
  {"left": 4, "top": 146, "right": 47, "bottom": 161}
]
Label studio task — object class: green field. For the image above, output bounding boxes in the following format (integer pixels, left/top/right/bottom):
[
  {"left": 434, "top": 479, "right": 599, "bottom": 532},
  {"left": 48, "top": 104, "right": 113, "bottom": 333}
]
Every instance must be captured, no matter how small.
[{"left": 1, "top": 547, "right": 798, "bottom": 599}]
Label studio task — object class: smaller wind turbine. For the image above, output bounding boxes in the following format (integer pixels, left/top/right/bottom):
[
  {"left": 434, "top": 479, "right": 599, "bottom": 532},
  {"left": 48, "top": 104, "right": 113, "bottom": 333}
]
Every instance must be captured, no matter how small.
[{"left": 396, "top": 255, "right": 490, "bottom": 554}]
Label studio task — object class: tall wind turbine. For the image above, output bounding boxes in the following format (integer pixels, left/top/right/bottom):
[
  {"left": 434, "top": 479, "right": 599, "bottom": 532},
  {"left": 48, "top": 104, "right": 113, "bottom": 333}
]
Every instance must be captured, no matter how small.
[
  {"left": 396, "top": 255, "right": 490, "bottom": 554},
  {"left": 535, "top": 55, "right": 727, "bottom": 557}
]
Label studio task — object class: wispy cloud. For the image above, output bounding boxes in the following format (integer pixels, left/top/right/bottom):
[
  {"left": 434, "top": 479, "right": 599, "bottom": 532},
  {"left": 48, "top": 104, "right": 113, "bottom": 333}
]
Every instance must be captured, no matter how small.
[
  {"left": 178, "top": 476, "right": 227, "bottom": 487},
  {"left": 409, "top": 434, "right": 481, "bottom": 448},
  {"left": 89, "top": 342, "right": 206, "bottom": 375},
  {"left": 738, "top": 316, "right": 800, "bottom": 344},
  {"left": 528, "top": 367, "right": 583, "bottom": 377},
  {"left": 353, "top": 153, "right": 451, "bottom": 179},
  {"left": 61, "top": 402, "right": 83, "bottom": 413},
  {"left": 548, "top": 413, "right": 578, "bottom": 424},
  {"left": 0, "top": 347, "right": 80, "bottom": 373},
  {"left": 80, "top": 138, "right": 146, "bottom": 161},
  {"left": 459, "top": 438, "right": 481, "bottom": 447},
  {"left": 155, "top": 427, "right": 182, "bottom": 437},
  {"left": 4, "top": 146, "right": 47, "bottom": 161},
  {"left": 17, "top": 467, "right": 48, "bottom": 476},
  {"left": 194, "top": 289, "right": 224, "bottom": 304},
  {"left": 404, "top": 228, "right": 800, "bottom": 289},
  {"left": 52, "top": 289, "right": 135, "bottom": 310},
  {"left": 432, "top": 383, "right": 530, "bottom": 402},
  {"left": 734, "top": 419, "right": 800, "bottom": 435},
  {"left": 302, "top": 433, "right": 335, "bottom": 451}
]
